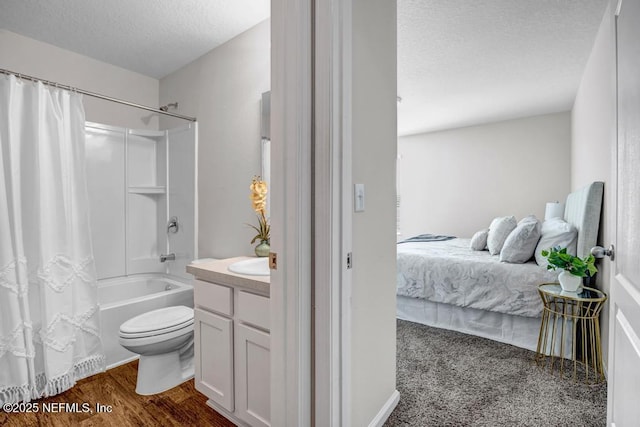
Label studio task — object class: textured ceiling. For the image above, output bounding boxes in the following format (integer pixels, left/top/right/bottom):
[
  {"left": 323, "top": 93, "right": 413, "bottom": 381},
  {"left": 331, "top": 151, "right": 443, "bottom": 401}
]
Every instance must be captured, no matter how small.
[
  {"left": 398, "top": 0, "right": 608, "bottom": 135},
  {"left": 1, "top": 1, "right": 607, "bottom": 135},
  {"left": 0, "top": 0, "right": 270, "bottom": 79}
]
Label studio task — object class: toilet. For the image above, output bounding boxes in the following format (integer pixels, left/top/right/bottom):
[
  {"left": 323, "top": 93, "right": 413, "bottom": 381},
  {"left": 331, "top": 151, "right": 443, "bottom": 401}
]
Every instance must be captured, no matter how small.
[{"left": 118, "top": 305, "right": 195, "bottom": 395}]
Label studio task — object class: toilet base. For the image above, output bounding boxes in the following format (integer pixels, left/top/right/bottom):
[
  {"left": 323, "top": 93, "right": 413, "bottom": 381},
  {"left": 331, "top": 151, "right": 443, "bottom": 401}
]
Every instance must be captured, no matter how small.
[{"left": 135, "top": 350, "right": 194, "bottom": 395}]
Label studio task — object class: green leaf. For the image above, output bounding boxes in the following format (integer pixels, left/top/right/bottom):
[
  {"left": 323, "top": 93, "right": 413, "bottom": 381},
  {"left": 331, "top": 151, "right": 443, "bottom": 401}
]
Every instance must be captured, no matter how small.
[{"left": 559, "top": 253, "right": 572, "bottom": 262}]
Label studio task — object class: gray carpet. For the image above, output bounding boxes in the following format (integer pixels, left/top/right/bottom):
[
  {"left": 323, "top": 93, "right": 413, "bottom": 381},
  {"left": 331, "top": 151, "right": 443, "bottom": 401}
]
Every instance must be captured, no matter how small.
[{"left": 385, "top": 320, "right": 607, "bottom": 427}]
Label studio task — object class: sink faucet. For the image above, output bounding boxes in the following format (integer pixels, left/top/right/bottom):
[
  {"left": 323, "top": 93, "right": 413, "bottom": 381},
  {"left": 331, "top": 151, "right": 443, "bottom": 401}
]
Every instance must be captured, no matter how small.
[{"left": 160, "top": 253, "right": 176, "bottom": 262}]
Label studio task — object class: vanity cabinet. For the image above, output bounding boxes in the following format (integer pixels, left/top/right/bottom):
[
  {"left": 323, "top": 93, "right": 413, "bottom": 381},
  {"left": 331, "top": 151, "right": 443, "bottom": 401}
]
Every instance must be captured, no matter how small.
[{"left": 192, "top": 276, "right": 270, "bottom": 427}]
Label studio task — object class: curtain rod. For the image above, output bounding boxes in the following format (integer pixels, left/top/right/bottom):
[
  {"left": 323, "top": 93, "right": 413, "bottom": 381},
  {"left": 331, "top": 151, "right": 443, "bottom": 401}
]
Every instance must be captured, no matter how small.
[{"left": 0, "top": 68, "right": 197, "bottom": 122}]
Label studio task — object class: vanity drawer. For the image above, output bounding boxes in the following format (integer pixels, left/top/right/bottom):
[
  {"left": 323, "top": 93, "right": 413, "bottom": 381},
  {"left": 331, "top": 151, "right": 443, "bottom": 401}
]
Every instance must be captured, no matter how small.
[
  {"left": 237, "top": 291, "right": 270, "bottom": 331},
  {"left": 194, "top": 279, "right": 233, "bottom": 317}
]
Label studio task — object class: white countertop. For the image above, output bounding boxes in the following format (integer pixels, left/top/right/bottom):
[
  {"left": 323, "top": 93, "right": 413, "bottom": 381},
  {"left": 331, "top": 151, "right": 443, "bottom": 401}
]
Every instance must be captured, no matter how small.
[{"left": 186, "top": 256, "right": 270, "bottom": 295}]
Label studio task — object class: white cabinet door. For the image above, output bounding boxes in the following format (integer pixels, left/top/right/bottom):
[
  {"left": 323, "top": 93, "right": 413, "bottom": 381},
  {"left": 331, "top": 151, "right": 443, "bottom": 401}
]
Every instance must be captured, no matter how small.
[
  {"left": 194, "top": 308, "right": 234, "bottom": 411},
  {"left": 235, "top": 323, "right": 271, "bottom": 427}
]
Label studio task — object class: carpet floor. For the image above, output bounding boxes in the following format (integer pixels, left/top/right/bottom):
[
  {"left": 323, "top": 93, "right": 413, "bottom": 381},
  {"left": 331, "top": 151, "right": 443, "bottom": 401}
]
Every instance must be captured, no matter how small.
[{"left": 385, "top": 320, "right": 607, "bottom": 427}]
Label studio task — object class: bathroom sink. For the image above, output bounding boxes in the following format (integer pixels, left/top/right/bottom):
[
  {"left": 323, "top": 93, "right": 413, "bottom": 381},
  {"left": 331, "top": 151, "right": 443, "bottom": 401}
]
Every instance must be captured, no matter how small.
[{"left": 228, "top": 258, "right": 270, "bottom": 276}]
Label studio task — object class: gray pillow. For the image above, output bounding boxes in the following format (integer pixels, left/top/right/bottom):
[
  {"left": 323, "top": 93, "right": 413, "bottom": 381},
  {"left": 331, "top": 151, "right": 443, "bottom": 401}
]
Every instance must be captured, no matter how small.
[
  {"left": 500, "top": 216, "right": 542, "bottom": 263},
  {"left": 470, "top": 229, "right": 489, "bottom": 251},
  {"left": 487, "top": 216, "right": 517, "bottom": 255},
  {"left": 535, "top": 218, "right": 578, "bottom": 267}
]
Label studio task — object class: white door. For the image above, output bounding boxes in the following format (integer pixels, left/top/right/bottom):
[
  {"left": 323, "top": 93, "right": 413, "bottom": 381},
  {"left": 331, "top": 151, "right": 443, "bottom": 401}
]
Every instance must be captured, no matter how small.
[{"left": 607, "top": 0, "right": 640, "bottom": 424}]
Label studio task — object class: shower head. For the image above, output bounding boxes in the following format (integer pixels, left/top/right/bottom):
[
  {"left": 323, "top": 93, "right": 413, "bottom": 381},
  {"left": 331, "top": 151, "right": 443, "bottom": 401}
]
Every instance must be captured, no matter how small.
[{"left": 159, "top": 102, "right": 178, "bottom": 112}]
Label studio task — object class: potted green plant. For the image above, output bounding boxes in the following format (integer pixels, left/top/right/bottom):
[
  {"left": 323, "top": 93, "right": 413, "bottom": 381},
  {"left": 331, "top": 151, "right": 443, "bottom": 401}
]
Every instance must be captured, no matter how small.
[{"left": 541, "top": 246, "right": 597, "bottom": 292}]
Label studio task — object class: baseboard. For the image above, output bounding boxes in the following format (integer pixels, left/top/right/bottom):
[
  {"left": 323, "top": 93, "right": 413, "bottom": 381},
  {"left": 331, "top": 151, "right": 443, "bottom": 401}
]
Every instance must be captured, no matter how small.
[
  {"left": 368, "top": 389, "right": 400, "bottom": 427},
  {"left": 106, "top": 355, "right": 138, "bottom": 371}
]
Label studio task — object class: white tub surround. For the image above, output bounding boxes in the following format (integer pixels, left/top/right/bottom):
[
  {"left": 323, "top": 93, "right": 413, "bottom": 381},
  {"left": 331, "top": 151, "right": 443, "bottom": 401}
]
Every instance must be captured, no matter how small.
[
  {"left": 187, "top": 257, "right": 271, "bottom": 427},
  {"left": 85, "top": 121, "right": 198, "bottom": 282}
]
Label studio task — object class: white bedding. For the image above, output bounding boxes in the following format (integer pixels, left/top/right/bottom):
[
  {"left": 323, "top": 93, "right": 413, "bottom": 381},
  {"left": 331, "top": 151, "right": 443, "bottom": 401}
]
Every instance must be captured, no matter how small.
[{"left": 397, "top": 238, "right": 560, "bottom": 318}]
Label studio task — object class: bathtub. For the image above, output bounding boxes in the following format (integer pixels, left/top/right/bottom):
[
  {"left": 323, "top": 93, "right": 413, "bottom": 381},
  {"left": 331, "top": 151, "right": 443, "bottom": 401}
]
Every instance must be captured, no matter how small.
[{"left": 98, "top": 274, "right": 194, "bottom": 369}]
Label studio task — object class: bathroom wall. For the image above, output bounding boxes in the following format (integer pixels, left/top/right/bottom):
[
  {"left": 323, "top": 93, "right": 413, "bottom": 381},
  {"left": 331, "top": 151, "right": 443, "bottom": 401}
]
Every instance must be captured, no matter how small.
[
  {"left": 0, "top": 30, "right": 160, "bottom": 130},
  {"left": 159, "top": 20, "right": 270, "bottom": 259},
  {"left": 350, "top": 0, "right": 398, "bottom": 425}
]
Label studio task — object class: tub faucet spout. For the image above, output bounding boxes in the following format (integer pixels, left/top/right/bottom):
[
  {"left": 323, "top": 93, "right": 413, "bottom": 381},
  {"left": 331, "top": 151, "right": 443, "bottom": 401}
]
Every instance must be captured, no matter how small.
[{"left": 160, "top": 253, "right": 175, "bottom": 262}]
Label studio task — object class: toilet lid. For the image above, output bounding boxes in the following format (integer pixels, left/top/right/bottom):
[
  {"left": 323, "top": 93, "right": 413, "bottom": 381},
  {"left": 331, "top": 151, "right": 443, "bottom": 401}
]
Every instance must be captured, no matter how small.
[
  {"left": 120, "top": 306, "right": 194, "bottom": 334},
  {"left": 119, "top": 319, "right": 193, "bottom": 339}
]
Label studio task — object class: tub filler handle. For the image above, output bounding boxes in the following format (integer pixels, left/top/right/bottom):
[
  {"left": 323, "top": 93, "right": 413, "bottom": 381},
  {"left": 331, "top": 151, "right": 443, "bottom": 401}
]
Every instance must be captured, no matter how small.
[
  {"left": 167, "top": 216, "right": 179, "bottom": 234},
  {"left": 160, "top": 253, "right": 176, "bottom": 262}
]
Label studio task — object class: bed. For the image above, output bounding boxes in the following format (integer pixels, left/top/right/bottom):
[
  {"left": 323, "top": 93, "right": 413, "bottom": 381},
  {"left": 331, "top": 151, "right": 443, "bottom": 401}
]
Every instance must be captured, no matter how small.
[{"left": 396, "top": 182, "right": 604, "bottom": 352}]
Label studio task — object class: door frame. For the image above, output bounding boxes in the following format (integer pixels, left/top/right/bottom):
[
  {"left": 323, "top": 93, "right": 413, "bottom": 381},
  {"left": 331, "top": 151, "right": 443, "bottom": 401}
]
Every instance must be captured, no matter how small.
[
  {"left": 314, "top": 0, "right": 353, "bottom": 425},
  {"left": 270, "top": 0, "right": 313, "bottom": 425},
  {"left": 607, "top": 0, "right": 621, "bottom": 422},
  {"left": 271, "top": 0, "right": 353, "bottom": 425}
]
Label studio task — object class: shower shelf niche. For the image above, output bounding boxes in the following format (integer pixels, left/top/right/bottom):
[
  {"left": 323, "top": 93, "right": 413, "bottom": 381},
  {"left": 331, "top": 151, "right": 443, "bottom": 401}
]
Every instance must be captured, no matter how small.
[
  {"left": 126, "top": 130, "right": 167, "bottom": 275},
  {"left": 128, "top": 186, "right": 167, "bottom": 194}
]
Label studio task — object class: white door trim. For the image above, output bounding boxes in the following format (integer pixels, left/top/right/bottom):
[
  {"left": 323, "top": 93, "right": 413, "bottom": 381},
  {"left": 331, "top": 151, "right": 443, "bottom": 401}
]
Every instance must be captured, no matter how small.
[
  {"left": 314, "top": 0, "right": 353, "bottom": 425},
  {"left": 607, "top": 3, "right": 620, "bottom": 422},
  {"left": 270, "top": 0, "right": 313, "bottom": 425},
  {"left": 339, "top": 1, "right": 354, "bottom": 423}
]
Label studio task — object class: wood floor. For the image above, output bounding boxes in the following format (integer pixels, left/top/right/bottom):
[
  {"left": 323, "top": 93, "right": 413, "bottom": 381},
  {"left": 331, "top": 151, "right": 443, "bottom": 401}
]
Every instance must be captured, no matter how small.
[{"left": 0, "top": 361, "right": 236, "bottom": 427}]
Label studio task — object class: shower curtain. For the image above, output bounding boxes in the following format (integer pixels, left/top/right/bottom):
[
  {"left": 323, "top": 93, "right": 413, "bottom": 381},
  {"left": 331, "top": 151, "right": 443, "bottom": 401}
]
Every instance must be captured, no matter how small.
[{"left": 0, "top": 74, "right": 104, "bottom": 404}]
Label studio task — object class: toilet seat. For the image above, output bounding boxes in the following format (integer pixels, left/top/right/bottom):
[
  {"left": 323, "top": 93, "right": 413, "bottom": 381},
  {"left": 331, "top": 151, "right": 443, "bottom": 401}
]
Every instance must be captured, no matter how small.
[
  {"left": 119, "top": 319, "right": 194, "bottom": 339},
  {"left": 119, "top": 306, "right": 194, "bottom": 339},
  {"left": 119, "top": 322, "right": 194, "bottom": 348}
]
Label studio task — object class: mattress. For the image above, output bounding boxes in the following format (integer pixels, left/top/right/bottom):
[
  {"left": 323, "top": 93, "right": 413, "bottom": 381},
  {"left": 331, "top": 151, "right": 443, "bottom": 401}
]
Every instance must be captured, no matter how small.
[{"left": 397, "top": 238, "right": 560, "bottom": 318}]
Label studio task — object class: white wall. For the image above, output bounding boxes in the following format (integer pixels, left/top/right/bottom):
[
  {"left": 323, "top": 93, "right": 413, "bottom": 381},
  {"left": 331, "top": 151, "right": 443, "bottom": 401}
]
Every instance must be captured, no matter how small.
[
  {"left": 398, "top": 112, "right": 572, "bottom": 240},
  {"left": 571, "top": 0, "right": 615, "bottom": 365},
  {"left": 351, "top": 0, "right": 398, "bottom": 425},
  {"left": 159, "top": 20, "right": 270, "bottom": 259},
  {"left": 0, "top": 30, "right": 159, "bottom": 130}
]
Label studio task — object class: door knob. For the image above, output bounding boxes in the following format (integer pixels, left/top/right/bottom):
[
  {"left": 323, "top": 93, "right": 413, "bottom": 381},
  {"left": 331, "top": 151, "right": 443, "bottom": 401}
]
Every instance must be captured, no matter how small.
[{"left": 591, "top": 245, "right": 615, "bottom": 261}]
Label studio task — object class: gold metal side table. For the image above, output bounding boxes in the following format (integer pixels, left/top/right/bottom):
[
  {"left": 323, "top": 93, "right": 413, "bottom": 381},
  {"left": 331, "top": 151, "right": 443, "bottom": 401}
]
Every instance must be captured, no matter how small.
[{"left": 535, "top": 283, "right": 607, "bottom": 383}]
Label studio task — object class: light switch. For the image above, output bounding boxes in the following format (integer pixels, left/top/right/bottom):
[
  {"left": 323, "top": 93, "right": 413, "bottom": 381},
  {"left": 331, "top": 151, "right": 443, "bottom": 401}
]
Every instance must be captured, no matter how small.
[{"left": 354, "top": 184, "right": 365, "bottom": 212}]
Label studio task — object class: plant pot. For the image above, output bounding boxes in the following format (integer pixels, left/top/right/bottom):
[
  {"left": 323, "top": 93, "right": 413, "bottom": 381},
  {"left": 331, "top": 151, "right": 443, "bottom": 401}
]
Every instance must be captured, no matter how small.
[
  {"left": 559, "top": 270, "right": 582, "bottom": 292},
  {"left": 255, "top": 240, "right": 270, "bottom": 257}
]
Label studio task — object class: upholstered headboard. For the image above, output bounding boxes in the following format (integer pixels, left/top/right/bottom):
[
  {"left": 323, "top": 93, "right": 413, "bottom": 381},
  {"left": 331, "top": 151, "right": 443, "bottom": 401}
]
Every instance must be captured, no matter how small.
[{"left": 563, "top": 182, "right": 604, "bottom": 258}]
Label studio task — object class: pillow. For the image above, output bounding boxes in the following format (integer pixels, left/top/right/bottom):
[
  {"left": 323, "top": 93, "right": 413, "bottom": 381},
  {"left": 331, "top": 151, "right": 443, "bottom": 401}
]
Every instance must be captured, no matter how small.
[
  {"left": 487, "top": 216, "right": 517, "bottom": 255},
  {"left": 470, "top": 229, "right": 489, "bottom": 251},
  {"left": 500, "top": 215, "right": 541, "bottom": 263},
  {"left": 535, "top": 218, "right": 578, "bottom": 267}
]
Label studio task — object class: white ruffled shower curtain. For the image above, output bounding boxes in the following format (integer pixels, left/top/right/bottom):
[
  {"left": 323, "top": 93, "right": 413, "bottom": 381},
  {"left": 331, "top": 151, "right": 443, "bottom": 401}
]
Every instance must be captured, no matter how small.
[{"left": 0, "top": 74, "right": 104, "bottom": 404}]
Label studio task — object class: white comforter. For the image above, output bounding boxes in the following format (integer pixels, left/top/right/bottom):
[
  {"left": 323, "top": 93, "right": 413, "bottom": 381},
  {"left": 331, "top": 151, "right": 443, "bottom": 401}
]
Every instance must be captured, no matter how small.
[{"left": 397, "top": 238, "right": 560, "bottom": 318}]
